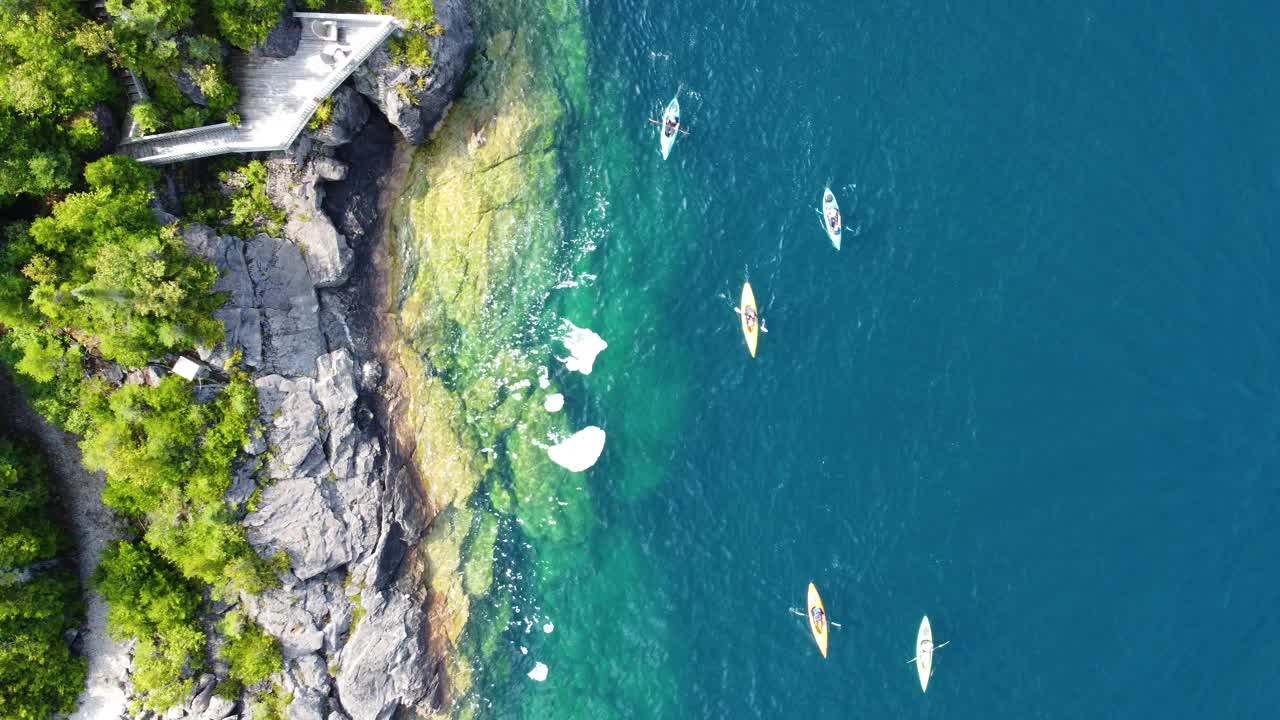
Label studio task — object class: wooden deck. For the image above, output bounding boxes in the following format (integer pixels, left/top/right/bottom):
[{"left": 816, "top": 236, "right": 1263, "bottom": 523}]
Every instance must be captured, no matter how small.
[{"left": 118, "top": 13, "right": 401, "bottom": 165}]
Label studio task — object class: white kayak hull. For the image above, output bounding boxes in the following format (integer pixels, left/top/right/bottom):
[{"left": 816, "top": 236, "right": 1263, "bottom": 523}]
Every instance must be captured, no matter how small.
[
  {"left": 916, "top": 615, "right": 933, "bottom": 692},
  {"left": 822, "top": 187, "right": 842, "bottom": 250},
  {"left": 660, "top": 96, "right": 680, "bottom": 160}
]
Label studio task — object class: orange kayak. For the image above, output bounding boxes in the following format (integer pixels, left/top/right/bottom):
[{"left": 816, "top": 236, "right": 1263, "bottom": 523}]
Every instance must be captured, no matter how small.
[
  {"left": 740, "top": 281, "right": 759, "bottom": 357},
  {"left": 807, "top": 582, "right": 828, "bottom": 658}
]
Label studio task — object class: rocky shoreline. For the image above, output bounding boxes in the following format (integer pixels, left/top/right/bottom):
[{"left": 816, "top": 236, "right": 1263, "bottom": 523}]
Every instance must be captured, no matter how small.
[{"left": 68, "top": 2, "right": 474, "bottom": 717}]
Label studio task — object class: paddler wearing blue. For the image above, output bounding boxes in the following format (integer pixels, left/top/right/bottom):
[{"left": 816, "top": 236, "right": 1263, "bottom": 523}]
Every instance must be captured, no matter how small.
[{"left": 733, "top": 305, "right": 768, "bottom": 334}]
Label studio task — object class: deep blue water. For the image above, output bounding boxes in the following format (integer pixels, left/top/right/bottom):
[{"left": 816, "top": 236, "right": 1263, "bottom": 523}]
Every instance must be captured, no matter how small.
[{"left": 497, "top": 1, "right": 1280, "bottom": 717}]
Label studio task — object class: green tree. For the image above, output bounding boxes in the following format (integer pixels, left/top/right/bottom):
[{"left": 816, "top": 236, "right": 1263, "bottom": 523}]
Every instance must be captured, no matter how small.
[
  {"left": 209, "top": 0, "right": 286, "bottom": 50},
  {"left": 0, "top": 437, "right": 86, "bottom": 718},
  {"left": 0, "top": 571, "right": 87, "bottom": 719},
  {"left": 219, "top": 611, "right": 282, "bottom": 686},
  {"left": 0, "top": 0, "right": 115, "bottom": 117},
  {"left": 95, "top": 540, "right": 204, "bottom": 711},
  {"left": 21, "top": 156, "right": 223, "bottom": 367}
]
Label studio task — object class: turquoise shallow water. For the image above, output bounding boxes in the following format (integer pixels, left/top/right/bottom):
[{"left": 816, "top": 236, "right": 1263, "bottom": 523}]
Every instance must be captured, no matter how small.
[{"left": 479, "top": 1, "right": 1280, "bottom": 717}]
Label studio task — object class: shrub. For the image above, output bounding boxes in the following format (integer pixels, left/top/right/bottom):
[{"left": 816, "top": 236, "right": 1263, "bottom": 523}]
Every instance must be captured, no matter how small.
[
  {"left": 391, "top": 0, "right": 434, "bottom": 27},
  {"left": 95, "top": 540, "right": 204, "bottom": 712},
  {"left": 307, "top": 96, "right": 333, "bottom": 131},
  {"left": 219, "top": 611, "right": 282, "bottom": 686},
  {"left": 20, "top": 156, "right": 224, "bottom": 367},
  {"left": 0, "top": 571, "right": 87, "bottom": 718},
  {"left": 131, "top": 102, "right": 163, "bottom": 135},
  {"left": 210, "top": 0, "right": 287, "bottom": 50},
  {"left": 390, "top": 31, "right": 432, "bottom": 68}
]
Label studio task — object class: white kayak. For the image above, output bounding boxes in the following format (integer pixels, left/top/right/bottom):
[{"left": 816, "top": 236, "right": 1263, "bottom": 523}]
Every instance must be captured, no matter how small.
[
  {"left": 916, "top": 615, "right": 933, "bottom": 692},
  {"left": 659, "top": 96, "right": 680, "bottom": 160},
  {"left": 821, "top": 187, "right": 842, "bottom": 250}
]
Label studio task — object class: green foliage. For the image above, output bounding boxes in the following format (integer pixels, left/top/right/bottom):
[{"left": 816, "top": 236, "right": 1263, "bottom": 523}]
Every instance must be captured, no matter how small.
[
  {"left": 0, "top": 0, "right": 115, "bottom": 117},
  {"left": 109, "top": 5, "right": 238, "bottom": 133},
  {"left": 105, "top": 0, "right": 196, "bottom": 35},
  {"left": 225, "top": 161, "right": 286, "bottom": 238},
  {"left": 66, "top": 115, "right": 102, "bottom": 153},
  {"left": 0, "top": 111, "right": 75, "bottom": 198},
  {"left": 15, "top": 156, "right": 223, "bottom": 367},
  {"left": 391, "top": 0, "right": 434, "bottom": 27},
  {"left": 0, "top": 435, "right": 86, "bottom": 718},
  {"left": 131, "top": 102, "right": 163, "bottom": 136},
  {"left": 209, "top": 0, "right": 286, "bottom": 50},
  {"left": 307, "top": 96, "right": 334, "bottom": 131},
  {"left": 78, "top": 370, "right": 274, "bottom": 592},
  {"left": 0, "top": 570, "right": 87, "bottom": 719},
  {"left": 226, "top": 111, "right": 242, "bottom": 127},
  {"left": 250, "top": 686, "right": 292, "bottom": 720},
  {"left": 0, "top": 0, "right": 112, "bottom": 199},
  {"left": 389, "top": 31, "right": 432, "bottom": 68},
  {"left": 95, "top": 540, "right": 204, "bottom": 712},
  {"left": 219, "top": 611, "right": 282, "bottom": 686},
  {"left": 0, "top": 439, "right": 59, "bottom": 571}
]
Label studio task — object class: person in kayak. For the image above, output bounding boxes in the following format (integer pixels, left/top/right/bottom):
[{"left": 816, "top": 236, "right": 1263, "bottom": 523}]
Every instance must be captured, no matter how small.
[
  {"left": 919, "top": 638, "right": 934, "bottom": 656},
  {"left": 664, "top": 117, "right": 678, "bottom": 137},
  {"left": 826, "top": 207, "right": 841, "bottom": 232},
  {"left": 810, "top": 606, "right": 827, "bottom": 633},
  {"left": 734, "top": 305, "right": 768, "bottom": 333}
]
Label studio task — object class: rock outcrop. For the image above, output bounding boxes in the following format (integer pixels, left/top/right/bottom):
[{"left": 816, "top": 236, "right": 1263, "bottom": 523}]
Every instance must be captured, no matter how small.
[
  {"left": 264, "top": 152, "right": 354, "bottom": 288},
  {"left": 182, "top": 224, "right": 323, "bottom": 376},
  {"left": 252, "top": 0, "right": 302, "bottom": 58},
  {"left": 351, "top": 0, "right": 474, "bottom": 144},
  {"left": 176, "top": 120, "right": 435, "bottom": 716},
  {"left": 309, "top": 85, "right": 372, "bottom": 148}
]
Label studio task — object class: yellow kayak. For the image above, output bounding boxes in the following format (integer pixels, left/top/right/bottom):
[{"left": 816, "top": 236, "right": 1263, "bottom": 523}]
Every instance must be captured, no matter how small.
[
  {"left": 807, "top": 582, "right": 828, "bottom": 658},
  {"left": 740, "top": 281, "right": 759, "bottom": 357},
  {"left": 916, "top": 615, "right": 933, "bottom": 692}
]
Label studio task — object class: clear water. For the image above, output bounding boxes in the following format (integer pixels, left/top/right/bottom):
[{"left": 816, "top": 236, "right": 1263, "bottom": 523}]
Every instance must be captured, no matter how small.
[{"left": 458, "top": 1, "right": 1280, "bottom": 717}]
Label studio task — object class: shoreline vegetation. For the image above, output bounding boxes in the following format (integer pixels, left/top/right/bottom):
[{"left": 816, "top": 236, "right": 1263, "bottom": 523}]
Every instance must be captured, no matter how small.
[{"left": 0, "top": 0, "right": 493, "bottom": 719}]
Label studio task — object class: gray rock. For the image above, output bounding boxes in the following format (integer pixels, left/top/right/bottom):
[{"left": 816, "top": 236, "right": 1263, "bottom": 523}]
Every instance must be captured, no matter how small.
[
  {"left": 241, "top": 582, "right": 330, "bottom": 659},
  {"left": 173, "top": 68, "right": 208, "bottom": 106},
  {"left": 334, "top": 590, "right": 434, "bottom": 720},
  {"left": 351, "top": 0, "right": 473, "bottom": 144},
  {"left": 308, "top": 85, "right": 370, "bottom": 148},
  {"left": 202, "top": 694, "right": 237, "bottom": 720},
  {"left": 252, "top": 1, "right": 302, "bottom": 58},
  {"left": 359, "top": 360, "right": 383, "bottom": 391},
  {"left": 265, "top": 157, "right": 353, "bottom": 289},
  {"left": 187, "top": 674, "right": 217, "bottom": 715},
  {"left": 254, "top": 375, "right": 328, "bottom": 480},
  {"left": 244, "top": 235, "right": 326, "bottom": 376},
  {"left": 245, "top": 368, "right": 381, "bottom": 580},
  {"left": 180, "top": 225, "right": 323, "bottom": 375},
  {"left": 90, "top": 102, "right": 119, "bottom": 153},
  {"left": 323, "top": 109, "right": 394, "bottom": 245},
  {"left": 315, "top": 350, "right": 359, "bottom": 478},
  {"left": 286, "top": 690, "right": 326, "bottom": 720}
]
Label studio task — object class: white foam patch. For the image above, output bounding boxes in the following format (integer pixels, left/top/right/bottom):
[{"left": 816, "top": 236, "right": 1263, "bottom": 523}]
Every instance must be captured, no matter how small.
[
  {"left": 556, "top": 320, "right": 607, "bottom": 375},
  {"left": 520, "top": 646, "right": 528, "bottom": 655},
  {"left": 543, "top": 393, "right": 564, "bottom": 413},
  {"left": 546, "top": 426, "right": 606, "bottom": 472},
  {"left": 538, "top": 366, "right": 551, "bottom": 389},
  {"left": 528, "top": 662, "right": 549, "bottom": 682},
  {"left": 543, "top": 622, "right": 555, "bottom": 634}
]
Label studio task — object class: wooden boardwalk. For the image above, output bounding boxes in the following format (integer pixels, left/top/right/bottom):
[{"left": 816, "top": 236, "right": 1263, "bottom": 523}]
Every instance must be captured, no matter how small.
[{"left": 118, "top": 13, "right": 401, "bottom": 165}]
